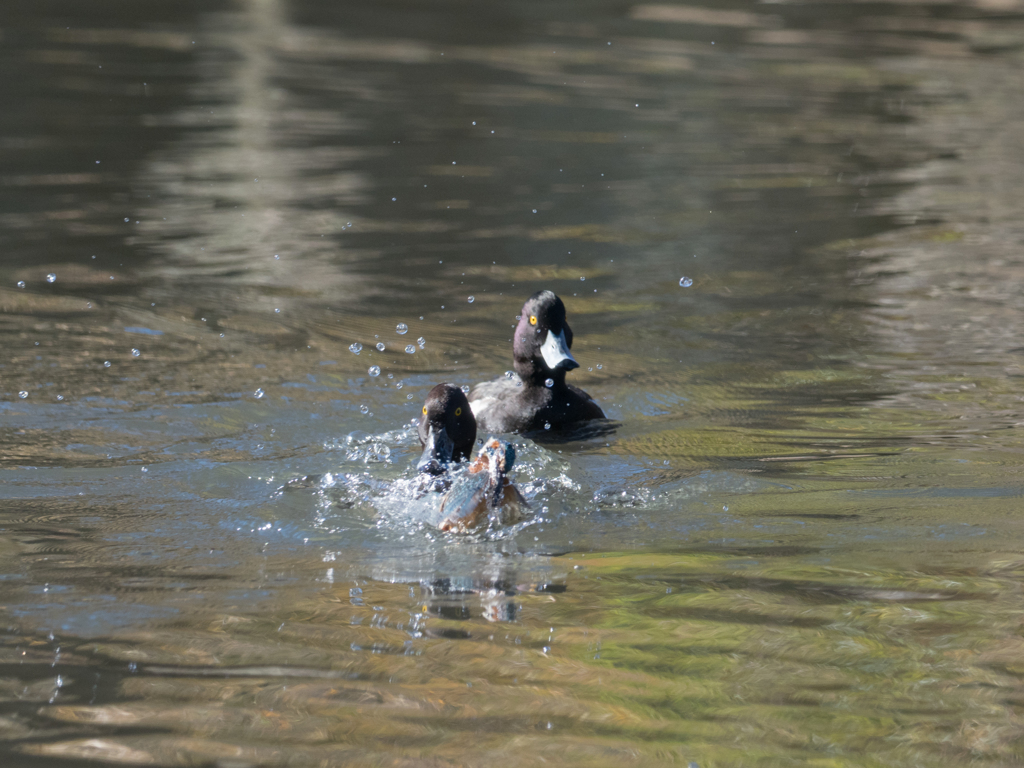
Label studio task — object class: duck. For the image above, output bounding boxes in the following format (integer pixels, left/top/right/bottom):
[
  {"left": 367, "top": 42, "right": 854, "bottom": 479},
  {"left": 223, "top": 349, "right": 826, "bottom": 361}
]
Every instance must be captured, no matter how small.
[
  {"left": 416, "top": 383, "right": 476, "bottom": 477},
  {"left": 469, "top": 290, "right": 605, "bottom": 433},
  {"left": 437, "top": 438, "right": 528, "bottom": 532}
]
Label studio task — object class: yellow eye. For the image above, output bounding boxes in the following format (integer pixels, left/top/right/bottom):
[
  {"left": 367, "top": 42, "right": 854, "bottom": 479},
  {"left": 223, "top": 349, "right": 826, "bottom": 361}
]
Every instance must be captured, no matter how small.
[
  {"left": 422, "top": 406, "right": 428, "bottom": 415},
  {"left": 529, "top": 315, "right": 537, "bottom": 326},
  {"left": 455, "top": 407, "right": 462, "bottom": 416}
]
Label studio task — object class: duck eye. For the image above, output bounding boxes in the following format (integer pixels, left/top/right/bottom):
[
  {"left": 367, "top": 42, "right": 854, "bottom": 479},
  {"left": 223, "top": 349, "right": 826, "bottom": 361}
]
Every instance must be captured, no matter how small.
[
  {"left": 529, "top": 315, "right": 537, "bottom": 326},
  {"left": 422, "top": 406, "right": 428, "bottom": 415},
  {"left": 454, "top": 407, "right": 462, "bottom": 417}
]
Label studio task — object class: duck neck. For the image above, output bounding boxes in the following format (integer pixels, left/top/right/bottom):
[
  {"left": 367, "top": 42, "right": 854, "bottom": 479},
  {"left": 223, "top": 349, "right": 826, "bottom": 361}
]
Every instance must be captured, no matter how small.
[{"left": 514, "top": 357, "right": 567, "bottom": 389}]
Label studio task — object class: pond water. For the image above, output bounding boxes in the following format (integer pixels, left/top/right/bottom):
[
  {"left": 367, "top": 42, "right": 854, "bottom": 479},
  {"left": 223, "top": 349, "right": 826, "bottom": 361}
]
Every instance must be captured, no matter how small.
[{"left": 3, "top": 0, "right": 1024, "bottom": 765}]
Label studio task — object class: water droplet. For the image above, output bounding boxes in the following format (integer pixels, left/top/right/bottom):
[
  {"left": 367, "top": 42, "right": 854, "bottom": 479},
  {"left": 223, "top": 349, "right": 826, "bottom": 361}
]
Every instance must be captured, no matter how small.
[
  {"left": 360, "top": 404, "right": 369, "bottom": 414},
  {"left": 580, "top": 276, "right": 585, "bottom": 281},
  {"left": 461, "top": 385, "right": 470, "bottom": 394},
  {"left": 407, "top": 394, "right": 413, "bottom": 399},
  {"left": 46, "top": 273, "right": 56, "bottom": 283},
  {"left": 679, "top": 276, "right": 693, "bottom": 288},
  {"left": 18, "top": 391, "right": 28, "bottom": 399},
  {"left": 396, "top": 323, "right": 408, "bottom": 335},
  {"left": 417, "top": 336, "right": 426, "bottom": 349},
  {"left": 349, "top": 343, "right": 363, "bottom": 355},
  {"left": 141, "top": 466, "right": 148, "bottom": 473},
  {"left": 405, "top": 344, "right": 415, "bottom": 354},
  {"left": 396, "top": 381, "right": 403, "bottom": 389},
  {"left": 376, "top": 342, "right": 386, "bottom": 352},
  {"left": 131, "top": 348, "right": 141, "bottom": 357},
  {"left": 103, "top": 361, "right": 111, "bottom": 368},
  {"left": 56, "top": 395, "right": 64, "bottom": 401},
  {"left": 254, "top": 388, "right": 265, "bottom": 399},
  {"left": 504, "top": 370, "right": 515, "bottom": 379},
  {"left": 16, "top": 281, "right": 25, "bottom": 288},
  {"left": 467, "top": 296, "right": 475, "bottom": 303},
  {"left": 588, "top": 367, "right": 593, "bottom": 372},
  {"left": 544, "top": 378, "right": 554, "bottom": 388},
  {"left": 597, "top": 364, "right": 603, "bottom": 370},
  {"left": 544, "top": 422, "right": 551, "bottom": 430},
  {"left": 723, "top": 505, "right": 729, "bottom": 511},
  {"left": 368, "top": 366, "right": 381, "bottom": 377},
  {"left": 274, "top": 254, "right": 280, "bottom": 259}
]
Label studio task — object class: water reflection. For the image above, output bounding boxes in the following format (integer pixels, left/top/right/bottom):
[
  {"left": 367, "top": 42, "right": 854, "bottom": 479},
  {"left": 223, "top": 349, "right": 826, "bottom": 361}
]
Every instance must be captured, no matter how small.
[{"left": 3, "top": 0, "right": 1024, "bottom": 764}]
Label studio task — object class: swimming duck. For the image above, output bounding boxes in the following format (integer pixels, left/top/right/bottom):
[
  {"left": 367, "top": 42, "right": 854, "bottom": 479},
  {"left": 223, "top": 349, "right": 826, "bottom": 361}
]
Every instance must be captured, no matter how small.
[
  {"left": 469, "top": 290, "right": 605, "bottom": 433},
  {"left": 438, "top": 438, "right": 528, "bottom": 532},
  {"left": 416, "top": 383, "right": 476, "bottom": 477}
]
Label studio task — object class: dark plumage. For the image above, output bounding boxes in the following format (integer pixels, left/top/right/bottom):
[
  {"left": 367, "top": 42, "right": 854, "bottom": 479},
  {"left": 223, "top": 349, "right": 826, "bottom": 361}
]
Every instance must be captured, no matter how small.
[
  {"left": 416, "top": 383, "right": 476, "bottom": 476},
  {"left": 469, "top": 290, "right": 605, "bottom": 433}
]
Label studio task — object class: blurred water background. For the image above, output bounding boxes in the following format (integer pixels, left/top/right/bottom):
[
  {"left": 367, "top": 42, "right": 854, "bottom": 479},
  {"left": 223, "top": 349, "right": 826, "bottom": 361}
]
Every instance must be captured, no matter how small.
[{"left": 3, "top": 0, "right": 1024, "bottom": 765}]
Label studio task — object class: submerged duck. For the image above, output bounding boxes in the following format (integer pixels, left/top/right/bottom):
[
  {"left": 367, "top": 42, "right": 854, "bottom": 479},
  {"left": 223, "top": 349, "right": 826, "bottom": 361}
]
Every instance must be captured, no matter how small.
[
  {"left": 438, "top": 438, "right": 528, "bottom": 532},
  {"left": 470, "top": 290, "right": 605, "bottom": 433},
  {"left": 416, "top": 383, "right": 476, "bottom": 476}
]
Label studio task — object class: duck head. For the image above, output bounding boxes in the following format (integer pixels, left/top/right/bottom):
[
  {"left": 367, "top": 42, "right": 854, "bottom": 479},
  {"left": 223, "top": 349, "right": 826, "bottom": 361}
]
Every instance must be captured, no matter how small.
[
  {"left": 512, "top": 290, "right": 579, "bottom": 384},
  {"left": 417, "top": 383, "right": 477, "bottom": 475}
]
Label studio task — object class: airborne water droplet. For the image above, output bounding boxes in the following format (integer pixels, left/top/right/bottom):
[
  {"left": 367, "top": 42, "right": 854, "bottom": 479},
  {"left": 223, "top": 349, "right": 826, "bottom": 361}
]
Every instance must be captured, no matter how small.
[
  {"left": 368, "top": 366, "right": 381, "bottom": 377},
  {"left": 18, "top": 391, "right": 28, "bottom": 399},
  {"left": 349, "top": 343, "right": 362, "bottom": 355},
  {"left": 396, "top": 323, "right": 408, "bottom": 335},
  {"left": 131, "top": 348, "right": 141, "bottom": 357},
  {"left": 254, "top": 388, "right": 265, "bottom": 399},
  {"left": 360, "top": 404, "right": 369, "bottom": 414},
  {"left": 376, "top": 342, "right": 386, "bottom": 352},
  {"left": 417, "top": 336, "right": 426, "bottom": 349},
  {"left": 17, "top": 281, "right": 26, "bottom": 288},
  {"left": 544, "top": 422, "right": 551, "bottom": 430},
  {"left": 504, "top": 370, "right": 515, "bottom": 379},
  {"left": 103, "top": 361, "right": 111, "bottom": 368},
  {"left": 544, "top": 378, "right": 554, "bottom": 388},
  {"left": 461, "top": 385, "right": 470, "bottom": 394},
  {"left": 405, "top": 344, "right": 415, "bottom": 354},
  {"left": 46, "top": 273, "right": 56, "bottom": 283},
  {"left": 467, "top": 296, "right": 475, "bottom": 303},
  {"left": 679, "top": 276, "right": 693, "bottom": 288}
]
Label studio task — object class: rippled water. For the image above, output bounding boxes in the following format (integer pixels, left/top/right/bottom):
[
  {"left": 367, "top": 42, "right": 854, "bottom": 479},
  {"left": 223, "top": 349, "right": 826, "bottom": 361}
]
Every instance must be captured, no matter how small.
[{"left": 3, "top": 0, "right": 1024, "bottom": 765}]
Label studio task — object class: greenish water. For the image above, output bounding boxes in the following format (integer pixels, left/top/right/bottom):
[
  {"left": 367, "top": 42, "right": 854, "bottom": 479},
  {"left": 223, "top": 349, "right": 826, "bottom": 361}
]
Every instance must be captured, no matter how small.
[{"left": 2, "top": 0, "right": 1024, "bottom": 765}]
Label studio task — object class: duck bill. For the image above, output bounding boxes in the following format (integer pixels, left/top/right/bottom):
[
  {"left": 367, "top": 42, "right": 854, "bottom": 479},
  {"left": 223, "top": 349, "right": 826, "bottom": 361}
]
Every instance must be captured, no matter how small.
[
  {"left": 417, "top": 426, "right": 455, "bottom": 475},
  {"left": 540, "top": 329, "right": 579, "bottom": 372}
]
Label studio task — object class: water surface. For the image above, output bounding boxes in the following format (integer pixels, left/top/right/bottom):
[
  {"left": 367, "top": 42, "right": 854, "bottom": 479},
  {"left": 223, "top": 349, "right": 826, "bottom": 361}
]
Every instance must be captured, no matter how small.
[{"left": 3, "top": 0, "right": 1024, "bottom": 765}]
